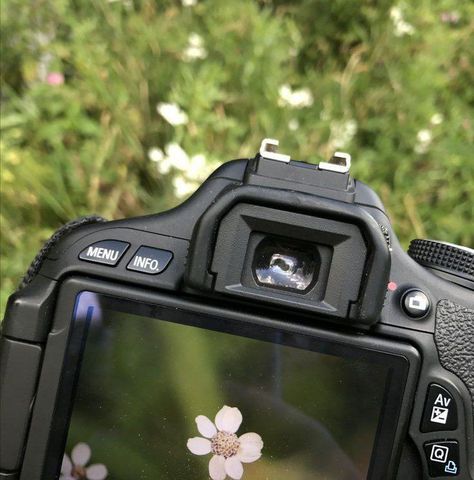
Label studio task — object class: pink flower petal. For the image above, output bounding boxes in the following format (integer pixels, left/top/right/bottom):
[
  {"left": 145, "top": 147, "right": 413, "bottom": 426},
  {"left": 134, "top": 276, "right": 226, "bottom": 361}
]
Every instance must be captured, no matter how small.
[
  {"left": 225, "top": 457, "right": 243, "bottom": 480},
  {"left": 61, "top": 454, "right": 72, "bottom": 474},
  {"left": 209, "top": 455, "right": 226, "bottom": 480},
  {"left": 46, "top": 72, "right": 64, "bottom": 86},
  {"left": 71, "top": 443, "right": 91, "bottom": 466},
  {"left": 215, "top": 406, "right": 242, "bottom": 433},
  {"left": 196, "top": 415, "right": 217, "bottom": 438},
  {"left": 187, "top": 437, "right": 212, "bottom": 455},
  {"left": 86, "top": 464, "right": 108, "bottom": 480}
]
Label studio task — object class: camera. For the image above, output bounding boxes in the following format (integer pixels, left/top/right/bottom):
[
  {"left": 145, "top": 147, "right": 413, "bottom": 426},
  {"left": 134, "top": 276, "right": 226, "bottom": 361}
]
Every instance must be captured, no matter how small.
[{"left": 1, "top": 139, "right": 473, "bottom": 480}]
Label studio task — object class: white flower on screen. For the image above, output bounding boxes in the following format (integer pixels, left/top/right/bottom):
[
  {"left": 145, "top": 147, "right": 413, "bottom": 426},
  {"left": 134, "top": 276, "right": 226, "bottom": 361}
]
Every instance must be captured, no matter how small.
[
  {"left": 390, "top": 6, "right": 415, "bottom": 37},
  {"left": 182, "top": 0, "right": 197, "bottom": 5},
  {"left": 60, "top": 443, "right": 108, "bottom": 480},
  {"left": 187, "top": 405, "right": 263, "bottom": 480},
  {"left": 278, "top": 84, "right": 313, "bottom": 108},
  {"left": 156, "top": 102, "right": 189, "bottom": 126},
  {"left": 183, "top": 33, "right": 208, "bottom": 61}
]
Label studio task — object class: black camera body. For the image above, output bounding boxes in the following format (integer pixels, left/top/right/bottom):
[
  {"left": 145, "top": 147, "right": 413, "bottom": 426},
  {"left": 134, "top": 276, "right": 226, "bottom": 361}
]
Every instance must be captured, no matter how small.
[{"left": 1, "top": 140, "right": 473, "bottom": 480}]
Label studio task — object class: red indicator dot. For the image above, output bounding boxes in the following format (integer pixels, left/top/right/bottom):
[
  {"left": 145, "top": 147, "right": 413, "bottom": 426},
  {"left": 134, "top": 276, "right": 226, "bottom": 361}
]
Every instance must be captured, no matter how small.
[{"left": 388, "top": 281, "right": 398, "bottom": 292}]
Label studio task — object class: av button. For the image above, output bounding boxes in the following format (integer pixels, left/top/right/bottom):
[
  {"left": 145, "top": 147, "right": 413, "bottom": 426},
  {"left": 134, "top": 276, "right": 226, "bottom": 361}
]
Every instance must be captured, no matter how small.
[
  {"left": 79, "top": 240, "right": 130, "bottom": 266},
  {"left": 424, "top": 440, "right": 459, "bottom": 477},
  {"left": 421, "top": 384, "right": 457, "bottom": 432},
  {"left": 127, "top": 246, "right": 173, "bottom": 275}
]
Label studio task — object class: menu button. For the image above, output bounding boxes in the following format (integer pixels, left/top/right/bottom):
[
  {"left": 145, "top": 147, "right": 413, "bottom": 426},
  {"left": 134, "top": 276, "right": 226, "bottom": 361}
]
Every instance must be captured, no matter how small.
[{"left": 79, "top": 240, "right": 130, "bottom": 266}]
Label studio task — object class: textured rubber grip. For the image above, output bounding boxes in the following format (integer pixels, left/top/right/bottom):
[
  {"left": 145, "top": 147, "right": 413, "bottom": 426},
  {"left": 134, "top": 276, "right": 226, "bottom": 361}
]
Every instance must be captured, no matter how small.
[
  {"left": 435, "top": 300, "right": 474, "bottom": 406},
  {"left": 18, "top": 215, "right": 107, "bottom": 291}
]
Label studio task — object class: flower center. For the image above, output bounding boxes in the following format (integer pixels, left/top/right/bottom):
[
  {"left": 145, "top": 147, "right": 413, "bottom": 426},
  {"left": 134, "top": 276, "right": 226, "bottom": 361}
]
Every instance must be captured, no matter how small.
[
  {"left": 211, "top": 431, "right": 240, "bottom": 458},
  {"left": 71, "top": 465, "right": 87, "bottom": 479}
]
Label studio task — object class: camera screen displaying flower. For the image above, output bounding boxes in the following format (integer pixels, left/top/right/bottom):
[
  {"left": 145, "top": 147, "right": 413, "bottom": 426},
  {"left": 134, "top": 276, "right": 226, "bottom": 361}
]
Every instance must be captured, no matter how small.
[{"left": 63, "top": 293, "right": 394, "bottom": 480}]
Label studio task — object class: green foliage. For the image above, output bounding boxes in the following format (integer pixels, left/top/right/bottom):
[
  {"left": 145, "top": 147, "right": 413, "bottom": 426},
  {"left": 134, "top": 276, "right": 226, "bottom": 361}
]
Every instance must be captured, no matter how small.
[{"left": 1, "top": 0, "right": 473, "bottom": 313}]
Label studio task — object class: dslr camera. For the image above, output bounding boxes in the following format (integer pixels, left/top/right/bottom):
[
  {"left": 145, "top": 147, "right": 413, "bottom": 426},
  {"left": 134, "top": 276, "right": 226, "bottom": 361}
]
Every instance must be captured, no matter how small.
[{"left": 1, "top": 139, "right": 473, "bottom": 480}]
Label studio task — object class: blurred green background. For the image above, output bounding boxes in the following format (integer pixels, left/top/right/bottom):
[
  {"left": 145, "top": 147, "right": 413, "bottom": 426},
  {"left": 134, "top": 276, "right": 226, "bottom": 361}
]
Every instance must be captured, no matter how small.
[{"left": 1, "top": 0, "right": 473, "bottom": 313}]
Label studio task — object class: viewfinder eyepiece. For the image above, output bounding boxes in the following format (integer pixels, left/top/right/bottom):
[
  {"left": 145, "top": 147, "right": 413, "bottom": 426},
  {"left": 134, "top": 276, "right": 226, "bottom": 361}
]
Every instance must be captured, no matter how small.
[{"left": 253, "top": 237, "right": 319, "bottom": 292}]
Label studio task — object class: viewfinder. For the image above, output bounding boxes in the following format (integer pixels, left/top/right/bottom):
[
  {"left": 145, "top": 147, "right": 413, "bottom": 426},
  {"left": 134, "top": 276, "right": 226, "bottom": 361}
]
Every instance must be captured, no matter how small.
[{"left": 253, "top": 237, "right": 320, "bottom": 292}]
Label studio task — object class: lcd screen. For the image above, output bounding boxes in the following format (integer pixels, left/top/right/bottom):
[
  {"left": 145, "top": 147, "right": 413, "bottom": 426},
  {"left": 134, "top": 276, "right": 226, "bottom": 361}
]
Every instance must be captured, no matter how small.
[{"left": 60, "top": 292, "right": 402, "bottom": 480}]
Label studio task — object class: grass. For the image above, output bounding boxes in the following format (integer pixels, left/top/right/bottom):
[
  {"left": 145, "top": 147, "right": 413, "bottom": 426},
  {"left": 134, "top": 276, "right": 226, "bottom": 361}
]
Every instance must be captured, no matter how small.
[{"left": 1, "top": 0, "right": 473, "bottom": 314}]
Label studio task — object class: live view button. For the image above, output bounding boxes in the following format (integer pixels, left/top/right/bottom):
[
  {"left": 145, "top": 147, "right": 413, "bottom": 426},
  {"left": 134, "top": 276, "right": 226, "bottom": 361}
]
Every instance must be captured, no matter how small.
[
  {"left": 127, "top": 246, "right": 173, "bottom": 275},
  {"left": 79, "top": 240, "right": 130, "bottom": 266}
]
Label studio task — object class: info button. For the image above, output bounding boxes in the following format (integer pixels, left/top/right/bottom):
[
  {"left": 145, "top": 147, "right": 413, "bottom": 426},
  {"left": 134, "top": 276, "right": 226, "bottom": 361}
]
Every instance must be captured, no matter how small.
[{"left": 127, "top": 246, "right": 173, "bottom": 275}]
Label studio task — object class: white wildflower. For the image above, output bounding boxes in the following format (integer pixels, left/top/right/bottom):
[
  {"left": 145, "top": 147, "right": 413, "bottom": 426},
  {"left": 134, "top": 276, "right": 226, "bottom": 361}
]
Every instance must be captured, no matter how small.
[
  {"left": 154, "top": 143, "right": 188, "bottom": 175},
  {"left": 156, "top": 156, "right": 172, "bottom": 175},
  {"left": 60, "top": 443, "right": 107, "bottom": 480},
  {"left": 414, "top": 129, "right": 432, "bottom": 154},
  {"left": 187, "top": 406, "right": 263, "bottom": 480},
  {"left": 164, "top": 143, "right": 191, "bottom": 171},
  {"left": 390, "top": 6, "right": 415, "bottom": 37},
  {"left": 153, "top": 143, "right": 217, "bottom": 198},
  {"left": 430, "top": 113, "right": 444, "bottom": 125},
  {"left": 414, "top": 144, "right": 428, "bottom": 154},
  {"left": 156, "top": 102, "right": 189, "bottom": 126},
  {"left": 182, "top": 0, "right": 197, "bottom": 5},
  {"left": 417, "top": 129, "right": 432, "bottom": 143},
  {"left": 183, "top": 33, "right": 208, "bottom": 61},
  {"left": 173, "top": 176, "right": 198, "bottom": 198},
  {"left": 330, "top": 119, "right": 358, "bottom": 148},
  {"left": 288, "top": 119, "right": 299, "bottom": 131},
  {"left": 278, "top": 84, "right": 314, "bottom": 109},
  {"left": 148, "top": 147, "right": 164, "bottom": 163},
  {"left": 186, "top": 153, "right": 207, "bottom": 179}
]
